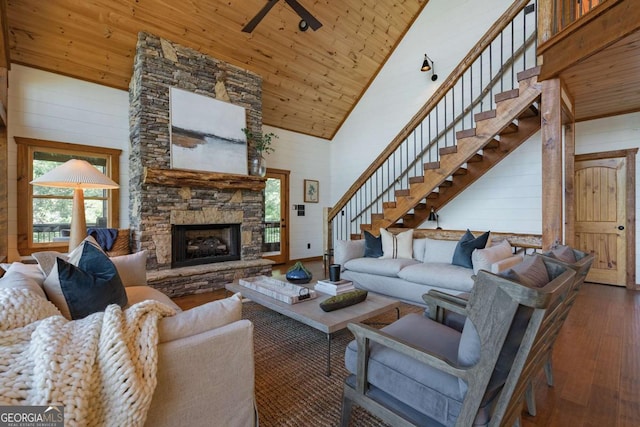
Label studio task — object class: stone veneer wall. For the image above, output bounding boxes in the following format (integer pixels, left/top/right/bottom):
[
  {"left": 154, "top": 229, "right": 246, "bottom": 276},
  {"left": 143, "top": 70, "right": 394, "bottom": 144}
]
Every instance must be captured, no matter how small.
[{"left": 129, "top": 32, "right": 272, "bottom": 297}]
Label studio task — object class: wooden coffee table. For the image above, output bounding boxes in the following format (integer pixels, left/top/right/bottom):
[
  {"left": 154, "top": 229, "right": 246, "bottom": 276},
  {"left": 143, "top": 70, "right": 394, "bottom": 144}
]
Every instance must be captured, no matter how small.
[{"left": 226, "top": 278, "right": 401, "bottom": 375}]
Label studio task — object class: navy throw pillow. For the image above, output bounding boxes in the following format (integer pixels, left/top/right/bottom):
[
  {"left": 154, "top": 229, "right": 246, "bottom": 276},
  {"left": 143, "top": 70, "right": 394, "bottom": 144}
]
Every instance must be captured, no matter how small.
[
  {"left": 57, "top": 243, "right": 128, "bottom": 320},
  {"left": 363, "top": 230, "right": 383, "bottom": 258},
  {"left": 452, "top": 229, "right": 490, "bottom": 269}
]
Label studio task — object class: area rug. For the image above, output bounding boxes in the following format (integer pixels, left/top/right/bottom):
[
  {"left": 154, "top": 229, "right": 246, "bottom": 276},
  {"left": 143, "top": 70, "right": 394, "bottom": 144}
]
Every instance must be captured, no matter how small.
[{"left": 242, "top": 301, "right": 423, "bottom": 427}]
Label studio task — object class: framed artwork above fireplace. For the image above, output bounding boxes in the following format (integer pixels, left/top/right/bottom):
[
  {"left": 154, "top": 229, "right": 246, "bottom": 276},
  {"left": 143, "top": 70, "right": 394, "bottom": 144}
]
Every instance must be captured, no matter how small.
[{"left": 169, "top": 87, "right": 248, "bottom": 175}]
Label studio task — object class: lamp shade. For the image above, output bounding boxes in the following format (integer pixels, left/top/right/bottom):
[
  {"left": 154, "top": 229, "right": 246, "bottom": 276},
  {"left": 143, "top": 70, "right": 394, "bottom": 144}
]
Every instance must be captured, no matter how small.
[
  {"left": 30, "top": 159, "right": 119, "bottom": 189},
  {"left": 428, "top": 207, "right": 437, "bottom": 221},
  {"left": 420, "top": 54, "right": 431, "bottom": 72}
]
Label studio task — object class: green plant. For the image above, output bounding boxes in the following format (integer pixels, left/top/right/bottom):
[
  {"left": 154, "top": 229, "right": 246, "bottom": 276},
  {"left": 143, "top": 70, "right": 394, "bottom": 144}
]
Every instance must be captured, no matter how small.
[{"left": 242, "top": 128, "right": 278, "bottom": 156}]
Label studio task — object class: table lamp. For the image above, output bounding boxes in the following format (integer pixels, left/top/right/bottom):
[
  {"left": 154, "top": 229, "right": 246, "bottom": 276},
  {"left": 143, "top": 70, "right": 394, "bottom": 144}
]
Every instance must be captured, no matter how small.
[{"left": 30, "top": 158, "right": 119, "bottom": 251}]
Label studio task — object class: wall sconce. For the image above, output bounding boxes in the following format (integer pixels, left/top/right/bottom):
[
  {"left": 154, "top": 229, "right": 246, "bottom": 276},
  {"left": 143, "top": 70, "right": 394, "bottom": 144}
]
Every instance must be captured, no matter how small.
[
  {"left": 420, "top": 54, "right": 438, "bottom": 81},
  {"left": 428, "top": 207, "right": 441, "bottom": 229}
]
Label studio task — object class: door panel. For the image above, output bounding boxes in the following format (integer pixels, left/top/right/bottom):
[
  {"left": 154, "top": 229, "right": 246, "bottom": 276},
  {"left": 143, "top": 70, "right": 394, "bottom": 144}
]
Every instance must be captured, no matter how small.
[
  {"left": 263, "top": 169, "right": 289, "bottom": 265},
  {"left": 574, "top": 157, "right": 626, "bottom": 286}
]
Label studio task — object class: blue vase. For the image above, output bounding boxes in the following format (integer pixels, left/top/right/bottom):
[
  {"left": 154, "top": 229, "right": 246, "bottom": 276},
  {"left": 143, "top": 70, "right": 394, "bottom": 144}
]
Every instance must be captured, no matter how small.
[{"left": 286, "top": 261, "right": 312, "bottom": 284}]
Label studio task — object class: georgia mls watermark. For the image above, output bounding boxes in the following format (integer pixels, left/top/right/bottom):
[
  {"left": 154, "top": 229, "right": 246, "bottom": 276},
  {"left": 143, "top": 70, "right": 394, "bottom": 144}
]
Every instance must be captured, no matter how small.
[{"left": 0, "top": 406, "right": 64, "bottom": 427}]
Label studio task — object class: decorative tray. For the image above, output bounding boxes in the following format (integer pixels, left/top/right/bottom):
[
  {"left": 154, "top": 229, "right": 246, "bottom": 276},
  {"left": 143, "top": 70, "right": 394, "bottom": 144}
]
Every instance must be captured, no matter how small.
[{"left": 239, "top": 275, "right": 317, "bottom": 305}]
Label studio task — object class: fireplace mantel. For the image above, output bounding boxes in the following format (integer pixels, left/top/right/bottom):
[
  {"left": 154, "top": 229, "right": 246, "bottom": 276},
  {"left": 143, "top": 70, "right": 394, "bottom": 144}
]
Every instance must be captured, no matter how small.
[{"left": 143, "top": 167, "right": 266, "bottom": 191}]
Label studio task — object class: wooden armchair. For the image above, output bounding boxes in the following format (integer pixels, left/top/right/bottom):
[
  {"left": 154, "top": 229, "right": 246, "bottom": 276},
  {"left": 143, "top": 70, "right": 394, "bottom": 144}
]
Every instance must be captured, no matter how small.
[{"left": 340, "top": 258, "right": 576, "bottom": 426}]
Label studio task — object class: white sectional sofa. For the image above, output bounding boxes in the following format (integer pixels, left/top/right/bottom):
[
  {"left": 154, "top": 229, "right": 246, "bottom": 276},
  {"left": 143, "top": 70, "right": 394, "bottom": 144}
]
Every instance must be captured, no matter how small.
[{"left": 335, "top": 234, "right": 522, "bottom": 306}]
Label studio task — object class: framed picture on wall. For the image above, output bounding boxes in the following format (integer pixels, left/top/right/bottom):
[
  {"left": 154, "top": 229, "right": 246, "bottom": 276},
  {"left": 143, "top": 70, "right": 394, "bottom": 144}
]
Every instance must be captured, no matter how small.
[{"left": 304, "top": 179, "right": 319, "bottom": 203}]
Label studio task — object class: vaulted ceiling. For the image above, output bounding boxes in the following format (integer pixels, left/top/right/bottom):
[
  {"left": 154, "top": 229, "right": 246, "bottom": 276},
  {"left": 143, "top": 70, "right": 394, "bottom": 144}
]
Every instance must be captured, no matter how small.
[{"left": 5, "top": 0, "right": 429, "bottom": 139}]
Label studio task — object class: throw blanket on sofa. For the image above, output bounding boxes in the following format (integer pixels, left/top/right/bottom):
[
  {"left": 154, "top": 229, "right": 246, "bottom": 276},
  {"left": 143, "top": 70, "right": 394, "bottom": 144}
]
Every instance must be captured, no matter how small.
[{"left": 0, "top": 288, "right": 176, "bottom": 427}]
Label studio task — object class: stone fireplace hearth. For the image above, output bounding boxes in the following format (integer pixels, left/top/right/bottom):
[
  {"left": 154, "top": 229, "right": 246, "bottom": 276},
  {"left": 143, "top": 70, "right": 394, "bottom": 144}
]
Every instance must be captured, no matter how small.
[{"left": 128, "top": 33, "right": 273, "bottom": 297}]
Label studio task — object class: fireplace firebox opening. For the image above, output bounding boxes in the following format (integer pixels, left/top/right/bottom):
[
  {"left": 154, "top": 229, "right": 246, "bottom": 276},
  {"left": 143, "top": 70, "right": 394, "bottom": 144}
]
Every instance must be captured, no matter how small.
[{"left": 172, "top": 224, "right": 241, "bottom": 268}]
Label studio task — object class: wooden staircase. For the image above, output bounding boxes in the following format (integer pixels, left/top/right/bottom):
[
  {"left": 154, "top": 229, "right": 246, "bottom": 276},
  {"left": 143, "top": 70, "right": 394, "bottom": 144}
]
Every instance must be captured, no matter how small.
[{"left": 356, "top": 67, "right": 543, "bottom": 238}]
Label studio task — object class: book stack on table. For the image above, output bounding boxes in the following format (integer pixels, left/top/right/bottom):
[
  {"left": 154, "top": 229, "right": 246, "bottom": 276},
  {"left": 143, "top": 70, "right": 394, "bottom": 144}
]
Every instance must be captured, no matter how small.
[{"left": 314, "top": 279, "right": 355, "bottom": 296}]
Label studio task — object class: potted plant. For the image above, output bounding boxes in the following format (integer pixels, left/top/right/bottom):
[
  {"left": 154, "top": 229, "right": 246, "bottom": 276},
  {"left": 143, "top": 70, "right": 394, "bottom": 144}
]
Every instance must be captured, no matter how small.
[{"left": 242, "top": 127, "right": 278, "bottom": 177}]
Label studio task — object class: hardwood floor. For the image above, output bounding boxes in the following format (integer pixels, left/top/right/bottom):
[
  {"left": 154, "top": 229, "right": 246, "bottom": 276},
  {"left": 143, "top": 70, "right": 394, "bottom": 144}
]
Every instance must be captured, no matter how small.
[{"left": 172, "top": 259, "right": 640, "bottom": 426}]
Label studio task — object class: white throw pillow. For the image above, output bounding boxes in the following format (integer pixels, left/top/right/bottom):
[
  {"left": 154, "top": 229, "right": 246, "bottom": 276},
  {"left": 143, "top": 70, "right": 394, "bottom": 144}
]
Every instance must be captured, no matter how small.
[
  {"left": 423, "top": 238, "right": 459, "bottom": 263},
  {"left": 158, "top": 293, "right": 243, "bottom": 343},
  {"left": 111, "top": 250, "right": 148, "bottom": 287},
  {"left": 333, "top": 239, "right": 365, "bottom": 268},
  {"left": 379, "top": 228, "right": 413, "bottom": 260},
  {"left": 471, "top": 239, "right": 513, "bottom": 275}
]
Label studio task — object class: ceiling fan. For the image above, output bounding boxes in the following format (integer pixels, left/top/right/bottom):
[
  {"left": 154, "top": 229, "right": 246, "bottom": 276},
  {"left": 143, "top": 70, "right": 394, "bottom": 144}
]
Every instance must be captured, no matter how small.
[{"left": 242, "top": 0, "right": 323, "bottom": 33}]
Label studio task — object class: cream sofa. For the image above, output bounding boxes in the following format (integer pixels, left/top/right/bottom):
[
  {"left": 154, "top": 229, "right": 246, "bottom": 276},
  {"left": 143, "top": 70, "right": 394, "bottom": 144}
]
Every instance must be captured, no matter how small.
[
  {"left": 0, "top": 258, "right": 257, "bottom": 427},
  {"left": 335, "top": 235, "right": 522, "bottom": 306}
]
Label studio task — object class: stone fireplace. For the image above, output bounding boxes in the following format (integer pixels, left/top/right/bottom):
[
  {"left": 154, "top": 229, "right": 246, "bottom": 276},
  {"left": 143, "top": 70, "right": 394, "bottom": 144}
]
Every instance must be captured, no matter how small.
[{"left": 128, "top": 33, "right": 273, "bottom": 297}]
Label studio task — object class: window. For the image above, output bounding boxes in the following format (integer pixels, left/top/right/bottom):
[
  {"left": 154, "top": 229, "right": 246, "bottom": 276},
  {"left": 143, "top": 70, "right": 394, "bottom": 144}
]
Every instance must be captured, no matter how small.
[{"left": 16, "top": 137, "right": 121, "bottom": 255}]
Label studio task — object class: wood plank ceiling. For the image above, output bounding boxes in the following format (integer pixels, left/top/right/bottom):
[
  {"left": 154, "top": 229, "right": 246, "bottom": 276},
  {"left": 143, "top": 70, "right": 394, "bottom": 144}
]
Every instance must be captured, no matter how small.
[{"left": 5, "top": 0, "right": 429, "bottom": 139}]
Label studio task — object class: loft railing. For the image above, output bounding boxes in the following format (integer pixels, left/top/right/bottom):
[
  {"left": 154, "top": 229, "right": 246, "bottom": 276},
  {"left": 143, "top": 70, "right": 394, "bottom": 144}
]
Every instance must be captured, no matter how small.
[
  {"left": 328, "top": 0, "right": 538, "bottom": 243},
  {"left": 548, "top": 0, "right": 607, "bottom": 36}
]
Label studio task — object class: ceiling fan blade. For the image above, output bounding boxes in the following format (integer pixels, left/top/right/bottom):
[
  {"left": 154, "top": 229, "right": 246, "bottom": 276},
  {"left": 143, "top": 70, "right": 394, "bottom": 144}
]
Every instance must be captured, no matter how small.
[
  {"left": 284, "top": 0, "right": 322, "bottom": 30},
  {"left": 242, "top": 0, "right": 280, "bottom": 33}
]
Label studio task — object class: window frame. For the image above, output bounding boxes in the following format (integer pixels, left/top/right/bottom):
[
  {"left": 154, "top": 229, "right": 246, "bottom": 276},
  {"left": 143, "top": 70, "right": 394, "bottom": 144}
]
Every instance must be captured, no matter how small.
[{"left": 16, "top": 137, "right": 121, "bottom": 255}]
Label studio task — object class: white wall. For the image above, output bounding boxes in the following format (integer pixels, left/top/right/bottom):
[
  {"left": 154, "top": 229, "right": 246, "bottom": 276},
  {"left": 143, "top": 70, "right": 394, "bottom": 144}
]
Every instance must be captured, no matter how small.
[
  {"left": 435, "top": 134, "right": 542, "bottom": 233},
  {"left": 7, "top": 65, "right": 130, "bottom": 261},
  {"left": 263, "top": 126, "right": 331, "bottom": 260},
  {"left": 330, "top": 0, "right": 513, "bottom": 201}
]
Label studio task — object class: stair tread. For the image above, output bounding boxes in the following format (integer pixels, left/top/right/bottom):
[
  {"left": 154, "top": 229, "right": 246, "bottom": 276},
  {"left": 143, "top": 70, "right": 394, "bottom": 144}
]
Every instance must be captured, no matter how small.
[{"left": 495, "top": 89, "right": 520, "bottom": 103}]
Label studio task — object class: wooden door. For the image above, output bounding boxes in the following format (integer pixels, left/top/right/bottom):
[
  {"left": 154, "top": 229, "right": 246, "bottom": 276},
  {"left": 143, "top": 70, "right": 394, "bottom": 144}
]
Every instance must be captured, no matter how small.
[
  {"left": 262, "top": 169, "right": 289, "bottom": 265},
  {"left": 574, "top": 157, "right": 626, "bottom": 286}
]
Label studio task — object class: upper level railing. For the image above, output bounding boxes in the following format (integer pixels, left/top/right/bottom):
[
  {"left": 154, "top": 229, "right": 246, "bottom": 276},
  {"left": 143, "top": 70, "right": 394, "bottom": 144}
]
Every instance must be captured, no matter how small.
[
  {"left": 328, "top": 0, "right": 538, "bottom": 242},
  {"left": 537, "top": 0, "right": 618, "bottom": 48}
]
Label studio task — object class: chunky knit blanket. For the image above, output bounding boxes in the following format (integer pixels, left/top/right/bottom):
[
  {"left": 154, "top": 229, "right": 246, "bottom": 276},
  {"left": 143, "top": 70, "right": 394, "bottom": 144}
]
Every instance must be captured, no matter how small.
[{"left": 0, "top": 288, "right": 176, "bottom": 427}]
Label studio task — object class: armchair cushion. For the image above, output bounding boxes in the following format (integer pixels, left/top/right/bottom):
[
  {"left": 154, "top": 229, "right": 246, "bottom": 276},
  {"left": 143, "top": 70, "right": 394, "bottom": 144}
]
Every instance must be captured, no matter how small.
[
  {"left": 502, "top": 254, "right": 549, "bottom": 288},
  {"left": 547, "top": 244, "right": 577, "bottom": 263},
  {"left": 345, "top": 313, "right": 468, "bottom": 425}
]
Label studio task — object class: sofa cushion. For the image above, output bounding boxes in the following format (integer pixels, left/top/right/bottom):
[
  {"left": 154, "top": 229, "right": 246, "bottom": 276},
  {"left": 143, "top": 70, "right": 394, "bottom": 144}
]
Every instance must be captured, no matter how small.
[
  {"left": 125, "top": 286, "right": 182, "bottom": 312},
  {"left": 110, "top": 250, "right": 148, "bottom": 287},
  {"left": 423, "top": 238, "right": 458, "bottom": 263},
  {"left": 158, "top": 293, "right": 242, "bottom": 343},
  {"left": 54, "top": 243, "right": 128, "bottom": 320},
  {"left": 452, "top": 230, "right": 490, "bottom": 269},
  {"left": 363, "top": 231, "right": 383, "bottom": 258},
  {"left": 32, "top": 251, "right": 68, "bottom": 277},
  {"left": 397, "top": 263, "right": 474, "bottom": 292},
  {"left": 471, "top": 239, "right": 513, "bottom": 275},
  {"left": 413, "top": 239, "right": 427, "bottom": 262},
  {"left": 380, "top": 228, "right": 413, "bottom": 260},
  {"left": 334, "top": 239, "right": 365, "bottom": 268},
  {"left": 43, "top": 237, "right": 127, "bottom": 319},
  {"left": 344, "top": 257, "right": 419, "bottom": 277},
  {"left": 0, "top": 264, "right": 47, "bottom": 299}
]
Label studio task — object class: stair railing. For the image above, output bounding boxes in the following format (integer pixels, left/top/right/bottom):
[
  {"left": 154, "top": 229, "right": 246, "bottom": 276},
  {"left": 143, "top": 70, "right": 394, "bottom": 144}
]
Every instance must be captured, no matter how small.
[{"left": 329, "top": 0, "right": 537, "bottom": 242}]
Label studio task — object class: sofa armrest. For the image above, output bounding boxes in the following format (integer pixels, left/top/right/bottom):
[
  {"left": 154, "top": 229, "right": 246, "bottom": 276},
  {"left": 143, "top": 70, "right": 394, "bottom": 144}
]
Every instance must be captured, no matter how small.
[
  {"left": 490, "top": 254, "right": 523, "bottom": 274},
  {"left": 146, "top": 319, "right": 256, "bottom": 427}
]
